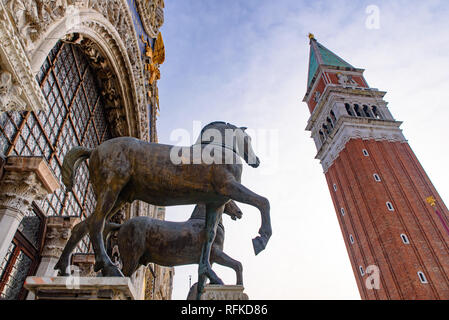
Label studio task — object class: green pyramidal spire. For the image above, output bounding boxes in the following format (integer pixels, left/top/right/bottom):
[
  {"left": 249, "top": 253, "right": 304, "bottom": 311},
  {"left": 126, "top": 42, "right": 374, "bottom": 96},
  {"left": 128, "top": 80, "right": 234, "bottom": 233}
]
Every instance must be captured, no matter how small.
[{"left": 307, "top": 34, "right": 355, "bottom": 89}]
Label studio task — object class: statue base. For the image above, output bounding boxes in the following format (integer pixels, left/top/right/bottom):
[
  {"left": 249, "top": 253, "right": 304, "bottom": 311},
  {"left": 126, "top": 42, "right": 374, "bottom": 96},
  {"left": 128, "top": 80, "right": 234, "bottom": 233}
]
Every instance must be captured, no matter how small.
[
  {"left": 24, "top": 276, "right": 137, "bottom": 300},
  {"left": 200, "top": 285, "right": 249, "bottom": 300}
]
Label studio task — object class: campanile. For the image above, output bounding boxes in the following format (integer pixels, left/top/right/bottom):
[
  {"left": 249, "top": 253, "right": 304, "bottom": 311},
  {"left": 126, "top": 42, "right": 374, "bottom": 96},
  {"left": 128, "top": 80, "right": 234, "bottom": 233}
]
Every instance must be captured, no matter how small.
[{"left": 303, "top": 34, "right": 449, "bottom": 299}]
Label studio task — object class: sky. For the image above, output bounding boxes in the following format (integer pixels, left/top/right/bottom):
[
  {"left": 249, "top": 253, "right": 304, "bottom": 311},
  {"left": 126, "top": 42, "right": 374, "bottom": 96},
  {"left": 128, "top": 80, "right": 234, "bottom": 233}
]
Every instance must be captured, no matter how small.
[{"left": 155, "top": 0, "right": 449, "bottom": 300}]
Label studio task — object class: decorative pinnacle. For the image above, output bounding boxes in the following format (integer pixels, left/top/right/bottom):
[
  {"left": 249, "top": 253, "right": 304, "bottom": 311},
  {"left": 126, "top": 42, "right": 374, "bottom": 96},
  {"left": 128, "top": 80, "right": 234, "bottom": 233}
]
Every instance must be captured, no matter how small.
[
  {"left": 308, "top": 33, "right": 315, "bottom": 40},
  {"left": 426, "top": 196, "right": 436, "bottom": 207}
]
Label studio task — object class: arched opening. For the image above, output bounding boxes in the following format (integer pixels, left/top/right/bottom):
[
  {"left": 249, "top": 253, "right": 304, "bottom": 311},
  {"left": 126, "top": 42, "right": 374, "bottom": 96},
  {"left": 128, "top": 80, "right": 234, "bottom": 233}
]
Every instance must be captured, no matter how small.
[
  {"left": 330, "top": 110, "right": 337, "bottom": 123},
  {"left": 372, "top": 106, "right": 382, "bottom": 119},
  {"left": 354, "top": 104, "right": 362, "bottom": 117},
  {"left": 319, "top": 130, "right": 326, "bottom": 143},
  {"left": 345, "top": 103, "right": 354, "bottom": 116},
  {"left": 326, "top": 117, "right": 334, "bottom": 130},
  {"left": 363, "top": 105, "right": 373, "bottom": 118},
  {"left": 0, "top": 40, "right": 114, "bottom": 299}
]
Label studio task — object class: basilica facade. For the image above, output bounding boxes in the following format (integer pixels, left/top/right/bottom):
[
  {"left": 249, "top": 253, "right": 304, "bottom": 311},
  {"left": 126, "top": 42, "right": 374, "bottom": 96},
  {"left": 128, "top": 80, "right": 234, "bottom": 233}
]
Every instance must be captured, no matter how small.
[{"left": 0, "top": 0, "right": 173, "bottom": 300}]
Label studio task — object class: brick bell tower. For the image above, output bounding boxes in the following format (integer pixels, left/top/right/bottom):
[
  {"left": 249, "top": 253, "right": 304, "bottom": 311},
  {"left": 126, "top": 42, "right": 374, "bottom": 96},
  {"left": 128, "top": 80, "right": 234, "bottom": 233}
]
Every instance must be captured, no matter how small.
[{"left": 303, "top": 34, "right": 449, "bottom": 299}]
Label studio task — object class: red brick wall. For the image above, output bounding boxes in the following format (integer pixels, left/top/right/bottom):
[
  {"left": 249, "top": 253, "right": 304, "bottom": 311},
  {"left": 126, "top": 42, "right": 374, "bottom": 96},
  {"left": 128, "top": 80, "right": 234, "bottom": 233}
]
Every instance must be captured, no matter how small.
[
  {"left": 325, "top": 138, "right": 449, "bottom": 299},
  {"left": 307, "top": 77, "right": 326, "bottom": 114}
]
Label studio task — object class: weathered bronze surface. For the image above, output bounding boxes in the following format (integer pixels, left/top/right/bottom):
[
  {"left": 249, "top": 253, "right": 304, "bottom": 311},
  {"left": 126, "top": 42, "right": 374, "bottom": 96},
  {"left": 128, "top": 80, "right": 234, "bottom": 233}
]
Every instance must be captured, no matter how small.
[
  {"left": 54, "top": 121, "right": 272, "bottom": 300},
  {"left": 113, "top": 200, "right": 244, "bottom": 285}
]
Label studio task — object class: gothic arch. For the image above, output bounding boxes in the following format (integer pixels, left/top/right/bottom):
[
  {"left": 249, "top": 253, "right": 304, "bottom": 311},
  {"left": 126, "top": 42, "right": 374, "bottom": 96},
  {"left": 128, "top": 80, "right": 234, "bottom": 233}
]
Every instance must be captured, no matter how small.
[{"left": 17, "top": 2, "right": 149, "bottom": 140}]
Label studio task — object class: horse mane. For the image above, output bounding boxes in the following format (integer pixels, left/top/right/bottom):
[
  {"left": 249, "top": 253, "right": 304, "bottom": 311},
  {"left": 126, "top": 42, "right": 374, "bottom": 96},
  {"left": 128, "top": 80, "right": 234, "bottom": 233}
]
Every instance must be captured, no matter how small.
[
  {"left": 199, "top": 121, "right": 240, "bottom": 141},
  {"left": 200, "top": 121, "right": 236, "bottom": 134},
  {"left": 189, "top": 204, "right": 224, "bottom": 227}
]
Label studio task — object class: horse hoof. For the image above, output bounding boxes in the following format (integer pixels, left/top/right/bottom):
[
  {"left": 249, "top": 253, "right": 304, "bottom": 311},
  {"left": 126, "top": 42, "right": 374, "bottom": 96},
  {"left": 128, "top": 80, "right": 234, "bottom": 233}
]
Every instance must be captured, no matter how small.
[
  {"left": 102, "top": 265, "right": 124, "bottom": 277},
  {"left": 54, "top": 262, "right": 70, "bottom": 276},
  {"left": 94, "top": 262, "right": 103, "bottom": 273},
  {"left": 252, "top": 236, "right": 266, "bottom": 255},
  {"left": 209, "top": 276, "right": 224, "bottom": 285}
]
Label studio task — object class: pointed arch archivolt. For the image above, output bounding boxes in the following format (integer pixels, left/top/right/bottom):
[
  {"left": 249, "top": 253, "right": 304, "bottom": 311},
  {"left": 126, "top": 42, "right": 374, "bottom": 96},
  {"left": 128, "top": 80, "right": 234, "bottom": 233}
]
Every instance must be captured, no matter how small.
[{"left": 1, "top": 0, "right": 150, "bottom": 141}]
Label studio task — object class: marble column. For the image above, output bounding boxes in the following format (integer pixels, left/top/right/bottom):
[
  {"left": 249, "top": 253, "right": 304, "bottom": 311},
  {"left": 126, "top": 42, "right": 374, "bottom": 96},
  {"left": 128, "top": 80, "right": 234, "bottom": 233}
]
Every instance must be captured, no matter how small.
[
  {"left": 34, "top": 216, "right": 80, "bottom": 277},
  {"left": 0, "top": 157, "right": 59, "bottom": 264}
]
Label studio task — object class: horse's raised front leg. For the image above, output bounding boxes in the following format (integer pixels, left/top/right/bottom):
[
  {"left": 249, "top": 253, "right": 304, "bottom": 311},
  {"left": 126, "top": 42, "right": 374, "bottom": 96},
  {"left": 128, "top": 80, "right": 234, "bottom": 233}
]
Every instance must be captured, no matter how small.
[
  {"left": 197, "top": 204, "right": 225, "bottom": 300},
  {"left": 213, "top": 249, "right": 243, "bottom": 285},
  {"left": 222, "top": 181, "right": 272, "bottom": 255}
]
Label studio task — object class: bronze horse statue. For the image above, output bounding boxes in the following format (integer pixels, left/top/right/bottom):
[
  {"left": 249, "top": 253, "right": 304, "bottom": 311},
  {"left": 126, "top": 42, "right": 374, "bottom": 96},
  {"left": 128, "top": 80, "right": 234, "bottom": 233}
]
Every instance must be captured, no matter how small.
[
  {"left": 108, "top": 200, "right": 244, "bottom": 285},
  {"left": 54, "top": 121, "right": 272, "bottom": 299}
]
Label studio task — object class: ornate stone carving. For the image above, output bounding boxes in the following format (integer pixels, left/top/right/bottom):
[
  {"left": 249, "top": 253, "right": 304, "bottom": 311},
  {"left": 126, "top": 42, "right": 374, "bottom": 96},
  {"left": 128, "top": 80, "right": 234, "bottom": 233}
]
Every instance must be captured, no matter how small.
[
  {"left": 4, "top": 0, "right": 69, "bottom": 50},
  {"left": 142, "top": 32, "right": 164, "bottom": 141},
  {"left": 88, "top": 0, "right": 150, "bottom": 140},
  {"left": 337, "top": 72, "right": 357, "bottom": 87},
  {"left": 135, "top": 0, "right": 164, "bottom": 38},
  {"left": 72, "top": 253, "right": 97, "bottom": 277},
  {"left": 313, "top": 91, "right": 321, "bottom": 103},
  {"left": 0, "top": 157, "right": 59, "bottom": 212},
  {"left": 152, "top": 265, "right": 173, "bottom": 300},
  {"left": 0, "top": 3, "right": 49, "bottom": 112},
  {"left": 0, "top": 70, "right": 26, "bottom": 111},
  {"left": 64, "top": 34, "right": 129, "bottom": 137},
  {"left": 41, "top": 216, "right": 80, "bottom": 259},
  {"left": 0, "top": 171, "right": 47, "bottom": 212}
]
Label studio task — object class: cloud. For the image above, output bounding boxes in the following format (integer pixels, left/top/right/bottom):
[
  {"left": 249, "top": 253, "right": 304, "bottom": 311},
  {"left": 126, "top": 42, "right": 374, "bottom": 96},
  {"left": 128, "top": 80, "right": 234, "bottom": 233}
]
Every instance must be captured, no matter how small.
[{"left": 157, "top": 0, "right": 449, "bottom": 299}]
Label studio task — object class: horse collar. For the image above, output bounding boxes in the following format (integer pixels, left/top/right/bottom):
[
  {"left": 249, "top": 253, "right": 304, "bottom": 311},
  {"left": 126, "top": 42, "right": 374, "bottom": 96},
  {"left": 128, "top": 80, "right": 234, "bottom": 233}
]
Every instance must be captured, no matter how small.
[{"left": 196, "top": 142, "right": 237, "bottom": 154}]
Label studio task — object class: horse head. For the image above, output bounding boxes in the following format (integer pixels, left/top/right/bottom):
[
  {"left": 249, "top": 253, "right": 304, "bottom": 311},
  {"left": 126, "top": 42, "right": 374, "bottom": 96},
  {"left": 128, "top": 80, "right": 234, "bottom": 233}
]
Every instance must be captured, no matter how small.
[
  {"left": 224, "top": 200, "right": 243, "bottom": 220},
  {"left": 198, "top": 121, "right": 260, "bottom": 168}
]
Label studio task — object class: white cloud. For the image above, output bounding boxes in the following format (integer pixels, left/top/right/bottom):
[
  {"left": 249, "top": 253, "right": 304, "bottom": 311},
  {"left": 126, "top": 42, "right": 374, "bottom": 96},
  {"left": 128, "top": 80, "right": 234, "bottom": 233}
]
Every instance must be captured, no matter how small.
[{"left": 157, "top": 0, "right": 449, "bottom": 300}]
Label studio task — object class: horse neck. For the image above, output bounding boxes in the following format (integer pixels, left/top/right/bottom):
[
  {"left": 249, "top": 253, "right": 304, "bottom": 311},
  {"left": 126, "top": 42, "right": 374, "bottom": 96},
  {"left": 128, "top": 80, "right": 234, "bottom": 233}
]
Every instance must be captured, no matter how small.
[
  {"left": 189, "top": 204, "right": 206, "bottom": 220},
  {"left": 193, "top": 127, "right": 238, "bottom": 153},
  {"left": 188, "top": 204, "right": 224, "bottom": 226}
]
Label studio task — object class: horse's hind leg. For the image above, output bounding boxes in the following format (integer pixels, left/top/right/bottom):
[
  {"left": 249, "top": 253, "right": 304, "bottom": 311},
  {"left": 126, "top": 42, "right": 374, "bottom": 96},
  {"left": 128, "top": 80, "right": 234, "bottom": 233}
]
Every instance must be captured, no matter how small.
[
  {"left": 197, "top": 204, "right": 225, "bottom": 299},
  {"left": 54, "top": 198, "right": 127, "bottom": 276},
  {"left": 213, "top": 249, "right": 243, "bottom": 285},
  {"left": 54, "top": 218, "right": 89, "bottom": 276},
  {"left": 88, "top": 184, "right": 126, "bottom": 277}
]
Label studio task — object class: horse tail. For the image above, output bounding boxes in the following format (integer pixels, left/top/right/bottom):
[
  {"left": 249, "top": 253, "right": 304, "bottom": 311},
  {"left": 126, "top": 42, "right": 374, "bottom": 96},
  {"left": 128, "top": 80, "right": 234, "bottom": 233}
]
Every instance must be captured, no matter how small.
[{"left": 62, "top": 146, "right": 93, "bottom": 191}]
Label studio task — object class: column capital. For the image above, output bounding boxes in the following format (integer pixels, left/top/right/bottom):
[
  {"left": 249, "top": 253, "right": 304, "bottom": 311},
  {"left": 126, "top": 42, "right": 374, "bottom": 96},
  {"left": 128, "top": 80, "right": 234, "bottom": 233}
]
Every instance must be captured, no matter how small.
[
  {"left": 0, "top": 157, "right": 59, "bottom": 217},
  {"left": 41, "top": 216, "right": 80, "bottom": 259},
  {"left": 72, "top": 253, "right": 96, "bottom": 277}
]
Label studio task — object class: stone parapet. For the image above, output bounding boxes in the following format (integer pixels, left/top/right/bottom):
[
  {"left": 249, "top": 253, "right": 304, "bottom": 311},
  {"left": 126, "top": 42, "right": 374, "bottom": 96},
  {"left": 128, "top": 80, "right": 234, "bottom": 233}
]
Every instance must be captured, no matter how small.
[
  {"left": 192, "top": 284, "right": 249, "bottom": 300},
  {"left": 24, "top": 276, "right": 137, "bottom": 300}
]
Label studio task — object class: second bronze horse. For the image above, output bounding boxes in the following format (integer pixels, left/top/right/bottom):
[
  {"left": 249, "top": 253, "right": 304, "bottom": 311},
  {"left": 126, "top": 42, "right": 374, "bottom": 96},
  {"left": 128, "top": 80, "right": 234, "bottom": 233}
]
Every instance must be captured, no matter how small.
[{"left": 108, "top": 200, "right": 244, "bottom": 285}]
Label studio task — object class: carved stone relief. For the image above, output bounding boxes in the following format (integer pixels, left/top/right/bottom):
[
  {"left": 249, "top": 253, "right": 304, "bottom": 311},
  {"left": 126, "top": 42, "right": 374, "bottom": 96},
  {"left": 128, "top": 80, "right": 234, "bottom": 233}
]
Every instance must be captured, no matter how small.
[
  {"left": 64, "top": 34, "right": 129, "bottom": 137},
  {"left": 0, "top": 70, "right": 26, "bottom": 111},
  {"left": 135, "top": 0, "right": 164, "bottom": 38},
  {"left": 0, "top": 3, "right": 49, "bottom": 113},
  {"left": 337, "top": 72, "right": 357, "bottom": 87},
  {"left": 41, "top": 216, "right": 80, "bottom": 259}
]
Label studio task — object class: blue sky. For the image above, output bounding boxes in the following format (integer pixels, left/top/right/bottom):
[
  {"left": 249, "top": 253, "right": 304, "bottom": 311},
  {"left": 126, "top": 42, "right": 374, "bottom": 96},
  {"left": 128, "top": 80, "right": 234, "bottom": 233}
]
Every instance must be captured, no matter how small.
[{"left": 155, "top": 1, "right": 449, "bottom": 299}]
